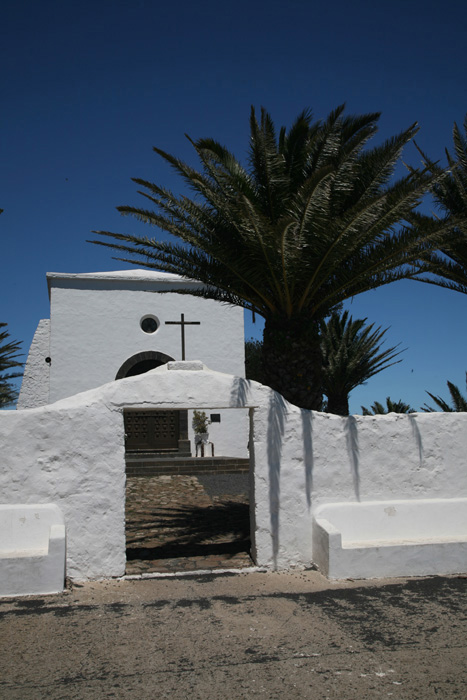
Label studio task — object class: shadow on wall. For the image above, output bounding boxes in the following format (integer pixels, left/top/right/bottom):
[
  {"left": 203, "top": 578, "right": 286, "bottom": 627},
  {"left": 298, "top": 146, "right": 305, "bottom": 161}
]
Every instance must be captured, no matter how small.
[
  {"left": 267, "top": 392, "right": 287, "bottom": 567},
  {"left": 408, "top": 413, "right": 424, "bottom": 466},
  {"left": 230, "top": 375, "right": 289, "bottom": 569},
  {"left": 342, "top": 413, "right": 425, "bottom": 503},
  {"left": 301, "top": 410, "right": 314, "bottom": 509},
  {"left": 345, "top": 415, "right": 360, "bottom": 501},
  {"left": 228, "top": 377, "right": 430, "bottom": 563},
  {"left": 229, "top": 376, "right": 251, "bottom": 407}
]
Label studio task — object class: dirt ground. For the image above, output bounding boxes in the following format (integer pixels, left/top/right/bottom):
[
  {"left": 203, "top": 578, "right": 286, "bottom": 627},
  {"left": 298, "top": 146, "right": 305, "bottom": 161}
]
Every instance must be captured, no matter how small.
[{"left": 1, "top": 570, "right": 466, "bottom": 699}]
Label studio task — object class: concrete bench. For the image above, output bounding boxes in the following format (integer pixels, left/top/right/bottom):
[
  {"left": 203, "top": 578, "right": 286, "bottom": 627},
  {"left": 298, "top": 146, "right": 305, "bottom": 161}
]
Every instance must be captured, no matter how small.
[
  {"left": 312, "top": 498, "right": 467, "bottom": 580},
  {"left": 0, "top": 504, "right": 66, "bottom": 597}
]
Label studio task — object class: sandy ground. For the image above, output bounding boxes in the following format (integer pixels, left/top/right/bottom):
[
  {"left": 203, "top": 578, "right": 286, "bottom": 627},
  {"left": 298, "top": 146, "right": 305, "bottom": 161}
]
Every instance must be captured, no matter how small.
[{"left": 1, "top": 569, "right": 466, "bottom": 699}]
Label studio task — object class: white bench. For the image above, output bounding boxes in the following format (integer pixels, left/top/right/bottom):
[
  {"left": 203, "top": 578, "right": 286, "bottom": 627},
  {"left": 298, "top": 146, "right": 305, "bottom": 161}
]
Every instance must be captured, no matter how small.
[
  {"left": 312, "top": 498, "right": 467, "bottom": 580},
  {"left": 0, "top": 504, "right": 66, "bottom": 597}
]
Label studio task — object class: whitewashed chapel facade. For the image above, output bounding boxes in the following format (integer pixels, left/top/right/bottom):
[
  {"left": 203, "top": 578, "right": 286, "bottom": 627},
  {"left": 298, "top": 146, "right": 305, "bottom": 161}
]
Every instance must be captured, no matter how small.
[{"left": 18, "top": 269, "right": 249, "bottom": 457}]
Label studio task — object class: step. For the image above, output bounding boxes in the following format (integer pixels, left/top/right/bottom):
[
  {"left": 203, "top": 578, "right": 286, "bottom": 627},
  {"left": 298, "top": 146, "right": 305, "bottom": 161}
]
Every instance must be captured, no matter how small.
[{"left": 125, "top": 456, "right": 250, "bottom": 476}]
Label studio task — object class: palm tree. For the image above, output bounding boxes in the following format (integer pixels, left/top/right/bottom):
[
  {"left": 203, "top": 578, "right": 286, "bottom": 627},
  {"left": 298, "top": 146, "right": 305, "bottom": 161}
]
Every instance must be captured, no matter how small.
[
  {"left": 414, "top": 115, "right": 467, "bottom": 291},
  {"left": 245, "top": 338, "right": 266, "bottom": 385},
  {"left": 422, "top": 373, "right": 467, "bottom": 412},
  {"left": 321, "top": 311, "right": 403, "bottom": 416},
  {"left": 92, "top": 105, "right": 447, "bottom": 410},
  {"left": 0, "top": 323, "right": 23, "bottom": 408},
  {"left": 362, "top": 397, "right": 415, "bottom": 415}
]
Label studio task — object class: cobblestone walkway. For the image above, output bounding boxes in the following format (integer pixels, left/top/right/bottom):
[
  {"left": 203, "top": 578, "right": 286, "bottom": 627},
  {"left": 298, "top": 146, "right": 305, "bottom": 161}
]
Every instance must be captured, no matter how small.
[{"left": 125, "top": 475, "right": 253, "bottom": 574}]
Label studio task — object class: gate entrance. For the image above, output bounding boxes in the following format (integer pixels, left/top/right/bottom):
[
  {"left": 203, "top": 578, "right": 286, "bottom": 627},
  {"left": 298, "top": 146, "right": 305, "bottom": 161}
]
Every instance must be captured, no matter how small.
[{"left": 124, "top": 405, "right": 253, "bottom": 575}]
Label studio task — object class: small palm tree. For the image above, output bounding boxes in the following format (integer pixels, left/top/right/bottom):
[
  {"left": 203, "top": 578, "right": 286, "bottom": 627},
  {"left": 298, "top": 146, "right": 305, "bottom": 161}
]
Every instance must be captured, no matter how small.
[
  {"left": 422, "top": 373, "right": 467, "bottom": 412},
  {"left": 92, "top": 105, "right": 447, "bottom": 410},
  {"left": 321, "top": 311, "right": 403, "bottom": 415},
  {"left": 249, "top": 311, "right": 402, "bottom": 415},
  {"left": 0, "top": 323, "right": 23, "bottom": 408},
  {"left": 362, "top": 397, "right": 415, "bottom": 415}
]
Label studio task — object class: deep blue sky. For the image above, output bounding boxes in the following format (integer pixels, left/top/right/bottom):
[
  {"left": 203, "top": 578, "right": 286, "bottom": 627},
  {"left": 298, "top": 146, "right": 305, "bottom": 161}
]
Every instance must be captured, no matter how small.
[{"left": 2, "top": 0, "right": 466, "bottom": 413}]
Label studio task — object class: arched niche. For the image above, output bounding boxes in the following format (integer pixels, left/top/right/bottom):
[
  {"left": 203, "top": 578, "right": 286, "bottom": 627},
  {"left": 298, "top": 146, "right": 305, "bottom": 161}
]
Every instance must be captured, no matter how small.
[{"left": 115, "top": 351, "right": 175, "bottom": 380}]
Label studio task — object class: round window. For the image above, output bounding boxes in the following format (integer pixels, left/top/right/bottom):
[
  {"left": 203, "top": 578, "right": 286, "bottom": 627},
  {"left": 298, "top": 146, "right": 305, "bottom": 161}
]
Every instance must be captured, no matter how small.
[{"left": 140, "top": 315, "right": 159, "bottom": 334}]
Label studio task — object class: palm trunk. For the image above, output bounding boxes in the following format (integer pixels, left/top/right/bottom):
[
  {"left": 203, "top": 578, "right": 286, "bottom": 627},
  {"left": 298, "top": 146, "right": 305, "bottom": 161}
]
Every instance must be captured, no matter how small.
[
  {"left": 325, "top": 393, "right": 350, "bottom": 416},
  {"left": 262, "top": 316, "right": 323, "bottom": 410}
]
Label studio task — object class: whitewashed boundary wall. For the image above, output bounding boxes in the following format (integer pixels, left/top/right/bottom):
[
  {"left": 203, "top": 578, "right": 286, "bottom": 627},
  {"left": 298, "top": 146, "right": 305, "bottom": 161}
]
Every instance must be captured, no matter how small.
[
  {"left": 1, "top": 363, "right": 467, "bottom": 579},
  {"left": 0, "top": 394, "right": 126, "bottom": 579}
]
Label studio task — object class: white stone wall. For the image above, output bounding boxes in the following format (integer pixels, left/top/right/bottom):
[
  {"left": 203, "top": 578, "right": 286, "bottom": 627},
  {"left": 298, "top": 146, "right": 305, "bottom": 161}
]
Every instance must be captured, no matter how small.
[
  {"left": 0, "top": 395, "right": 126, "bottom": 580},
  {"left": 251, "top": 405, "right": 467, "bottom": 568},
  {"left": 17, "top": 320, "right": 50, "bottom": 409},
  {"left": 2, "top": 364, "right": 467, "bottom": 579}
]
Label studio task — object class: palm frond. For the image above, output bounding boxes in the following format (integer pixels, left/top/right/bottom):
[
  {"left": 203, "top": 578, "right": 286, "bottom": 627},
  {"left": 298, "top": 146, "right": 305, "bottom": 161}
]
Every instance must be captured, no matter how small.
[
  {"left": 422, "top": 372, "right": 467, "bottom": 412},
  {"left": 414, "top": 115, "right": 467, "bottom": 292},
  {"left": 362, "top": 397, "right": 415, "bottom": 415},
  {"left": 0, "top": 323, "right": 23, "bottom": 408},
  {"left": 321, "top": 311, "right": 403, "bottom": 394}
]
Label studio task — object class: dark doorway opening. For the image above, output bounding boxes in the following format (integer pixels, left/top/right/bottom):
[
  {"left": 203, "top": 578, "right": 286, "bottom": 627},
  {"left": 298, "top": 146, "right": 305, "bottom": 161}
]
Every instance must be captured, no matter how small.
[{"left": 124, "top": 408, "right": 253, "bottom": 575}]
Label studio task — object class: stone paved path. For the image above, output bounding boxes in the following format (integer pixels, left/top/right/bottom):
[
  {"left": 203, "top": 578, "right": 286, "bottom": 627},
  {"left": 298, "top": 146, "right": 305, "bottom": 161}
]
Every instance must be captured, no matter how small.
[{"left": 125, "top": 475, "right": 253, "bottom": 574}]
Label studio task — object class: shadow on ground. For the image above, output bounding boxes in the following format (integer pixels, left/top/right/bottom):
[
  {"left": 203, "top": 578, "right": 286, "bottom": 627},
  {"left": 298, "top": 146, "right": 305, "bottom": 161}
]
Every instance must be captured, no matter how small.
[
  {"left": 125, "top": 475, "right": 253, "bottom": 573},
  {"left": 126, "top": 500, "right": 250, "bottom": 562}
]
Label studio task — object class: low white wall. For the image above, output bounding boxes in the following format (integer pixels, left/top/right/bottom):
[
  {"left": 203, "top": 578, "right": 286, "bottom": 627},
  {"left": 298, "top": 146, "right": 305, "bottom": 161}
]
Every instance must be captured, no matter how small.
[
  {"left": 0, "top": 397, "right": 126, "bottom": 580},
  {"left": 312, "top": 499, "right": 467, "bottom": 579},
  {"left": 314, "top": 499, "right": 467, "bottom": 544},
  {"left": 238, "top": 396, "right": 467, "bottom": 569},
  {"left": 2, "top": 363, "right": 467, "bottom": 579},
  {"left": 0, "top": 504, "right": 66, "bottom": 597}
]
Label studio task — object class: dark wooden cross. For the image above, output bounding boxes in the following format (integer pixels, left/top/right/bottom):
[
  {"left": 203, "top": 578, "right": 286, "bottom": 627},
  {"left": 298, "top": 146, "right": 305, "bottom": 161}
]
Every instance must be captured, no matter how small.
[{"left": 165, "top": 313, "right": 201, "bottom": 360}]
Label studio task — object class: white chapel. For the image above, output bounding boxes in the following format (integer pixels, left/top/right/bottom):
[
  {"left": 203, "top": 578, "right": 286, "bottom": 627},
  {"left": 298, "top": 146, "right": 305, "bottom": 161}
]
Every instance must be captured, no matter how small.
[{"left": 18, "top": 269, "right": 248, "bottom": 457}]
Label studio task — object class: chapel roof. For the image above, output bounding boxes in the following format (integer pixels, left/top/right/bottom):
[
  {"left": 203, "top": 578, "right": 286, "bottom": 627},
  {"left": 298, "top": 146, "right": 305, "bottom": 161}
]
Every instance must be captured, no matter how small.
[
  {"left": 46, "top": 269, "right": 193, "bottom": 282},
  {"left": 46, "top": 269, "right": 204, "bottom": 296}
]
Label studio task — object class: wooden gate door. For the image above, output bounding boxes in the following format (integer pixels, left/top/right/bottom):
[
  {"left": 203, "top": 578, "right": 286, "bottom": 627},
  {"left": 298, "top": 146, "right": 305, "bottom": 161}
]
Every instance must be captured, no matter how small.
[{"left": 124, "top": 410, "right": 180, "bottom": 452}]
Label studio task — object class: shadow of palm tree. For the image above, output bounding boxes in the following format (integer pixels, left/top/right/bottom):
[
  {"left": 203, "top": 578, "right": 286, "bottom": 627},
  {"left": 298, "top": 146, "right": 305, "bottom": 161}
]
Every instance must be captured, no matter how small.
[{"left": 126, "top": 500, "right": 250, "bottom": 561}]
